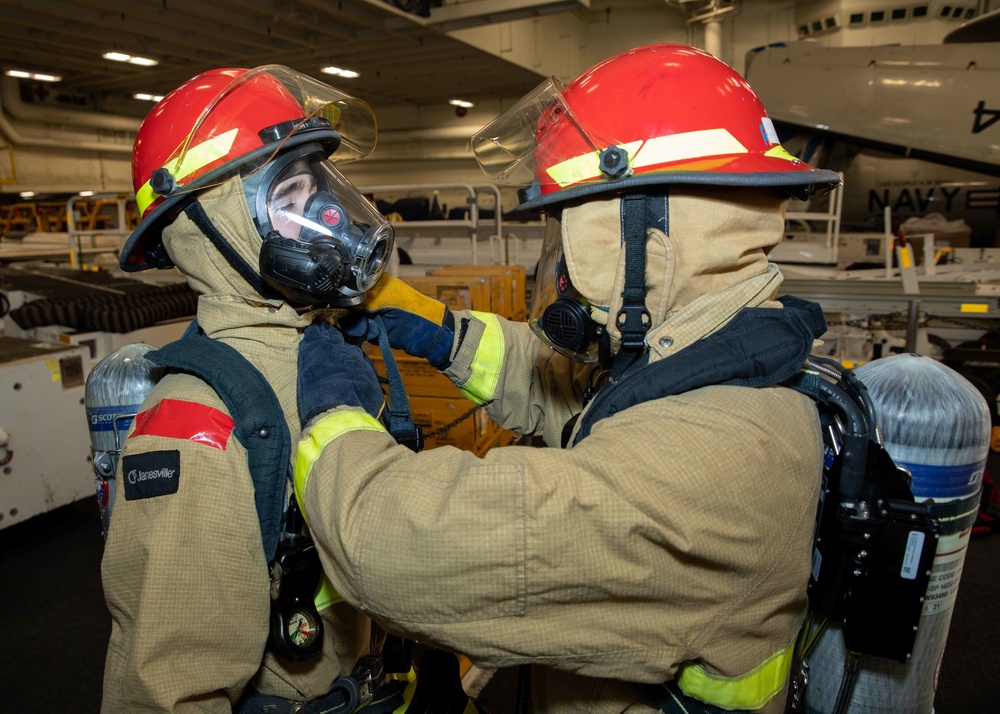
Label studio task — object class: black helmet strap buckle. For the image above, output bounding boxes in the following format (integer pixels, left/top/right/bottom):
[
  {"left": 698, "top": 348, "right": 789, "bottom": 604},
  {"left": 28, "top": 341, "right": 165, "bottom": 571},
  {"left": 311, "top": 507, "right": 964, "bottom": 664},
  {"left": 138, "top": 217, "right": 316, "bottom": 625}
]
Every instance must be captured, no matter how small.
[{"left": 610, "top": 192, "right": 664, "bottom": 381}]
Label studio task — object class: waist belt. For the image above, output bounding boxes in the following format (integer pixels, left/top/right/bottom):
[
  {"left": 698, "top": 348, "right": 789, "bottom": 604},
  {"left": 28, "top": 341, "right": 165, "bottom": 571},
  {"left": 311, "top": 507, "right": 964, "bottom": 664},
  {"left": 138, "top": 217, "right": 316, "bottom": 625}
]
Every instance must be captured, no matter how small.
[{"left": 236, "top": 656, "right": 407, "bottom": 714}]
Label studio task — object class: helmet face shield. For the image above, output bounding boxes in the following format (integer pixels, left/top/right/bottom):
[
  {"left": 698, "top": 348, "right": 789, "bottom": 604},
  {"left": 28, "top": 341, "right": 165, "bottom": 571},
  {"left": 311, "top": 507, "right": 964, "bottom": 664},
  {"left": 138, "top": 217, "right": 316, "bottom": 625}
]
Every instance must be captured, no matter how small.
[
  {"left": 528, "top": 217, "right": 601, "bottom": 363},
  {"left": 474, "top": 77, "right": 577, "bottom": 186},
  {"left": 472, "top": 77, "right": 629, "bottom": 199},
  {"left": 124, "top": 64, "right": 379, "bottom": 273},
  {"left": 472, "top": 45, "right": 842, "bottom": 212},
  {"left": 167, "top": 65, "right": 375, "bottom": 195},
  {"left": 253, "top": 153, "right": 394, "bottom": 306}
]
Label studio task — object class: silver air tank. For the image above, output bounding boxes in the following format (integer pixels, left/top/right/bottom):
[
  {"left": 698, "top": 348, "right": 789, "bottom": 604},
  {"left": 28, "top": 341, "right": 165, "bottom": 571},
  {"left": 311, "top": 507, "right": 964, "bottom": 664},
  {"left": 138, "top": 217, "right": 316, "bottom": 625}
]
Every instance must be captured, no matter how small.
[
  {"left": 85, "top": 343, "right": 164, "bottom": 538},
  {"left": 804, "top": 353, "right": 990, "bottom": 713}
]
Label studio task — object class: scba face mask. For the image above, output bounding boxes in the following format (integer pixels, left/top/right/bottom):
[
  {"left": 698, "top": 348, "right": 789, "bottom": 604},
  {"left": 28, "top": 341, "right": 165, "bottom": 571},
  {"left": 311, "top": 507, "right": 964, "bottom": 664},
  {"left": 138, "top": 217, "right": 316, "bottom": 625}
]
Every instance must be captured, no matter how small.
[
  {"left": 528, "top": 217, "right": 604, "bottom": 363},
  {"left": 247, "top": 146, "right": 394, "bottom": 307}
]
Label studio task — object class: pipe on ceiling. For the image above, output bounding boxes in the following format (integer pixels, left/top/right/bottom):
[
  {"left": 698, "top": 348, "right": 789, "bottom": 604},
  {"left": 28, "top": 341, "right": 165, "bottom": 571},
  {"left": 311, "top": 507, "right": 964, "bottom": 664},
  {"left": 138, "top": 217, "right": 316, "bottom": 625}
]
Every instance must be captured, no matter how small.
[
  {"left": 0, "top": 78, "right": 135, "bottom": 155},
  {"left": 1, "top": 76, "right": 142, "bottom": 133}
]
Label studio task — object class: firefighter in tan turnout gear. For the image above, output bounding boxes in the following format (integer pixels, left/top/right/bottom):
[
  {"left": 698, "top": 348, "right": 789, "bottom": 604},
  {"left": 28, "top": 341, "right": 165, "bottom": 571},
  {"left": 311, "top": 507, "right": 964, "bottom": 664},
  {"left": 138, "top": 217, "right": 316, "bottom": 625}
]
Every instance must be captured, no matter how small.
[
  {"left": 100, "top": 66, "right": 433, "bottom": 713},
  {"left": 293, "top": 45, "right": 843, "bottom": 713}
]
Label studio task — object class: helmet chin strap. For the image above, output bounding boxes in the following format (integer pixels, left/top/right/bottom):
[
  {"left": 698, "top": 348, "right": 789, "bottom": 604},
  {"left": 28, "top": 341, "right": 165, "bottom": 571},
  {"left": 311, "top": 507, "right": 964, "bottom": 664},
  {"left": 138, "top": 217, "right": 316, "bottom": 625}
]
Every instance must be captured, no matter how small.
[
  {"left": 608, "top": 191, "right": 668, "bottom": 381},
  {"left": 183, "top": 200, "right": 283, "bottom": 301}
]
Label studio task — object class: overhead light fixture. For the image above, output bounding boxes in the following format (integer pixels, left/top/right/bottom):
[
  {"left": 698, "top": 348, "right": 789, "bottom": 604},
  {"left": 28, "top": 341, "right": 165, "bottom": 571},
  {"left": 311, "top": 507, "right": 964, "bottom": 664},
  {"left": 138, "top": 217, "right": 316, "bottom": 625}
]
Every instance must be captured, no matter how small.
[
  {"left": 5, "top": 69, "right": 62, "bottom": 82},
  {"left": 103, "top": 51, "right": 159, "bottom": 67},
  {"left": 78, "top": 191, "right": 95, "bottom": 197},
  {"left": 449, "top": 99, "right": 474, "bottom": 109},
  {"left": 19, "top": 191, "right": 36, "bottom": 198},
  {"left": 322, "top": 65, "right": 360, "bottom": 79},
  {"left": 133, "top": 93, "right": 164, "bottom": 102}
]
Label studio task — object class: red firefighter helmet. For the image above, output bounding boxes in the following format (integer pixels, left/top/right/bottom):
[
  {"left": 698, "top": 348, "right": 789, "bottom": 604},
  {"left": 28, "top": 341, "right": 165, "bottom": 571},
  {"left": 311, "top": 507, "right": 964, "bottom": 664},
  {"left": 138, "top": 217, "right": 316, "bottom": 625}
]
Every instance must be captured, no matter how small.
[
  {"left": 122, "top": 65, "right": 377, "bottom": 271},
  {"left": 473, "top": 44, "right": 841, "bottom": 211}
]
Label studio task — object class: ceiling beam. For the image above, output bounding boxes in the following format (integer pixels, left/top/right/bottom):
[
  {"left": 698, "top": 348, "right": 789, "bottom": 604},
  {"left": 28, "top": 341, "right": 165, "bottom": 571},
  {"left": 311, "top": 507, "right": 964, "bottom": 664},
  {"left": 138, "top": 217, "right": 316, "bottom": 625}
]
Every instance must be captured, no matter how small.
[{"left": 426, "top": 0, "right": 591, "bottom": 32}]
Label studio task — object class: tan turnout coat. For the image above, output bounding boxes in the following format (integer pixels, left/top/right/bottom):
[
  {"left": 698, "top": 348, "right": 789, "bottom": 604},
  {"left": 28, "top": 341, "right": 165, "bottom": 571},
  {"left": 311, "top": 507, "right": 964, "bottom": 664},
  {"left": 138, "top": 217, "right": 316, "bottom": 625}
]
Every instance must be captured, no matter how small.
[
  {"left": 297, "top": 189, "right": 824, "bottom": 713},
  {"left": 101, "top": 182, "right": 372, "bottom": 712}
]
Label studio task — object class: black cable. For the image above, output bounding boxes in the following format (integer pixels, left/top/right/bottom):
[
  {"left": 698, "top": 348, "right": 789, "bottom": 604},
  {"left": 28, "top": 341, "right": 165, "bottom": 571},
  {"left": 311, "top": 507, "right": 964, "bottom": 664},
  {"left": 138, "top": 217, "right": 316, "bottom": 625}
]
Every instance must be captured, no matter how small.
[
  {"left": 831, "top": 651, "right": 862, "bottom": 714},
  {"left": 514, "top": 664, "right": 531, "bottom": 714}
]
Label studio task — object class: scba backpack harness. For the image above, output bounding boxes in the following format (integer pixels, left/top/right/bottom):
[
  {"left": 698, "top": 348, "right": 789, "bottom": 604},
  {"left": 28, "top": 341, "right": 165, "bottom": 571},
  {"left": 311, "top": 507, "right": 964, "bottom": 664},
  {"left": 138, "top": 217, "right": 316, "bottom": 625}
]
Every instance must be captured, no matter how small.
[
  {"left": 144, "top": 325, "right": 403, "bottom": 714},
  {"left": 124, "top": 321, "right": 469, "bottom": 714},
  {"left": 573, "top": 296, "right": 941, "bottom": 714}
]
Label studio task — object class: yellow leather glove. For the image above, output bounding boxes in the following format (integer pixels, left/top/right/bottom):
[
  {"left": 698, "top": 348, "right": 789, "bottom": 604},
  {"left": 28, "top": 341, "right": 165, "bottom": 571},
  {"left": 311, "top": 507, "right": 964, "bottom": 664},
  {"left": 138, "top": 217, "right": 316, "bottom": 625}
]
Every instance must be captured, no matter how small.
[{"left": 344, "top": 274, "right": 455, "bottom": 368}]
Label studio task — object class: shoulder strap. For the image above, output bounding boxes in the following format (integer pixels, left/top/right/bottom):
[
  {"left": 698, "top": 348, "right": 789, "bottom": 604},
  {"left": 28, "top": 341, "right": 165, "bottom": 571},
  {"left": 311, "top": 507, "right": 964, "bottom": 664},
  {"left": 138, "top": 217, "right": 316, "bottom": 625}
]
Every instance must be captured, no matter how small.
[
  {"left": 371, "top": 316, "right": 423, "bottom": 451},
  {"left": 573, "top": 295, "right": 827, "bottom": 445},
  {"left": 147, "top": 325, "right": 291, "bottom": 562}
]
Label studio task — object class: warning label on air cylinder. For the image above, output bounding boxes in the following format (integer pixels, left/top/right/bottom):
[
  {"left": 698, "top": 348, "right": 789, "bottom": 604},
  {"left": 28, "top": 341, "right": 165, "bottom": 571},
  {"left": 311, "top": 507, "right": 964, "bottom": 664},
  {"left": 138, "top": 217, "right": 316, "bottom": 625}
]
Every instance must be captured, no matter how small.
[
  {"left": 921, "top": 530, "right": 970, "bottom": 616},
  {"left": 900, "top": 530, "right": 925, "bottom": 580}
]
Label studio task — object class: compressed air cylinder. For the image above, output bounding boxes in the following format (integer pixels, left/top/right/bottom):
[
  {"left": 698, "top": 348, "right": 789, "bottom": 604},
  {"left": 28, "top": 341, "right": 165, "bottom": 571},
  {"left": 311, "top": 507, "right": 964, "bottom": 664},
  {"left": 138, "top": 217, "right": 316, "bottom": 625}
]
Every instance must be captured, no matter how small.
[
  {"left": 803, "top": 353, "right": 990, "bottom": 713},
  {"left": 85, "top": 343, "right": 164, "bottom": 538}
]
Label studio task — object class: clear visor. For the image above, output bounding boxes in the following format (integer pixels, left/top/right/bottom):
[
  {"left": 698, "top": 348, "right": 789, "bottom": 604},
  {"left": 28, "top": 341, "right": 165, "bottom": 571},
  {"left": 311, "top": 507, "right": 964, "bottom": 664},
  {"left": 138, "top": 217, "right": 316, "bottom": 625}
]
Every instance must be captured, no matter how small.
[
  {"left": 265, "top": 159, "right": 394, "bottom": 293},
  {"left": 528, "top": 217, "right": 600, "bottom": 363},
  {"left": 472, "top": 76, "right": 614, "bottom": 190},
  {"left": 169, "top": 65, "right": 376, "bottom": 198}
]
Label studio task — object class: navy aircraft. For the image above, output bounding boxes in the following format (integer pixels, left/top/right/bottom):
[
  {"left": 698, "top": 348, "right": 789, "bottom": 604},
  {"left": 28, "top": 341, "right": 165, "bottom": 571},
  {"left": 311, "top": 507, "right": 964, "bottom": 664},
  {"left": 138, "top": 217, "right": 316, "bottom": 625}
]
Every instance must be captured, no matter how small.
[{"left": 746, "top": 10, "right": 1000, "bottom": 245}]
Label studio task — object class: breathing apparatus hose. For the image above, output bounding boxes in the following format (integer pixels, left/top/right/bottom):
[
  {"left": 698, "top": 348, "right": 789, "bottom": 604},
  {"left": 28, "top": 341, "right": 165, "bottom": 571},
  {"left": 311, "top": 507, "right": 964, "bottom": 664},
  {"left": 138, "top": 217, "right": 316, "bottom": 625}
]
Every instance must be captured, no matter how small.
[{"left": 804, "top": 358, "right": 871, "bottom": 503}]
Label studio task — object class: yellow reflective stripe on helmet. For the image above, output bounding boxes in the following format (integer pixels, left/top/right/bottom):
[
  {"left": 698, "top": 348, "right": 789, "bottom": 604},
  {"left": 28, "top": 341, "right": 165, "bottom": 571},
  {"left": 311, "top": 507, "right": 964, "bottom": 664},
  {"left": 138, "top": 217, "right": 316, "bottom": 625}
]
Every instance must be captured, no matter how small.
[
  {"left": 135, "top": 128, "right": 241, "bottom": 215},
  {"left": 545, "top": 128, "right": 754, "bottom": 188},
  {"left": 764, "top": 144, "right": 799, "bottom": 162},
  {"left": 545, "top": 140, "right": 642, "bottom": 188},
  {"left": 169, "top": 128, "right": 240, "bottom": 183},
  {"left": 634, "top": 128, "right": 747, "bottom": 169},
  {"left": 314, "top": 574, "right": 343, "bottom": 610},
  {"left": 294, "top": 410, "right": 386, "bottom": 513},
  {"left": 135, "top": 180, "right": 158, "bottom": 216},
  {"left": 458, "top": 311, "right": 505, "bottom": 405},
  {"left": 677, "top": 642, "right": 795, "bottom": 711}
]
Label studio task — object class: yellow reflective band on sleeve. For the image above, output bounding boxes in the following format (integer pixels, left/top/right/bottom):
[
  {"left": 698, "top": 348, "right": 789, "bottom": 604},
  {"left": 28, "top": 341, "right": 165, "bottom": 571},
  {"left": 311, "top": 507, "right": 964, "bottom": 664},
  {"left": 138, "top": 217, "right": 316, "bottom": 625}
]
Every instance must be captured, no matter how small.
[
  {"left": 294, "top": 411, "right": 386, "bottom": 513},
  {"left": 677, "top": 642, "right": 795, "bottom": 711},
  {"left": 458, "top": 311, "right": 505, "bottom": 405},
  {"left": 314, "top": 574, "right": 343, "bottom": 611}
]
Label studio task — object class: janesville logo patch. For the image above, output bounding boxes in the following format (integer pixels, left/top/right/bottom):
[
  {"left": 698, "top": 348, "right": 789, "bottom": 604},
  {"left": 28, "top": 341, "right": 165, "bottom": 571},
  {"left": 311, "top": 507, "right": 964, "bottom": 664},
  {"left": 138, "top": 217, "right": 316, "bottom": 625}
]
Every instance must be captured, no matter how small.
[{"left": 122, "top": 450, "right": 181, "bottom": 501}]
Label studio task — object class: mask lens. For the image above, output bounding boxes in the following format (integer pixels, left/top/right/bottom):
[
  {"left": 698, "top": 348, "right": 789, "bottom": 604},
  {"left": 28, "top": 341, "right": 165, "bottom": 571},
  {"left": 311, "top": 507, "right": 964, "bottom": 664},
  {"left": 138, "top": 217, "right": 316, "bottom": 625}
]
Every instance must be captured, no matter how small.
[
  {"left": 266, "top": 163, "right": 319, "bottom": 239},
  {"left": 256, "top": 154, "right": 392, "bottom": 304},
  {"left": 354, "top": 223, "right": 394, "bottom": 292}
]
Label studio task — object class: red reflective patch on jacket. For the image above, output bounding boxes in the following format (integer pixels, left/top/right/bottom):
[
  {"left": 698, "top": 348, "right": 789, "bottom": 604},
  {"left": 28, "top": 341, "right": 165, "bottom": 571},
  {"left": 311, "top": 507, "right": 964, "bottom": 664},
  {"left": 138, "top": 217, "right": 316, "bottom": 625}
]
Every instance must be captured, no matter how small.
[{"left": 129, "top": 399, "right": 234, "bottom": 451}]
